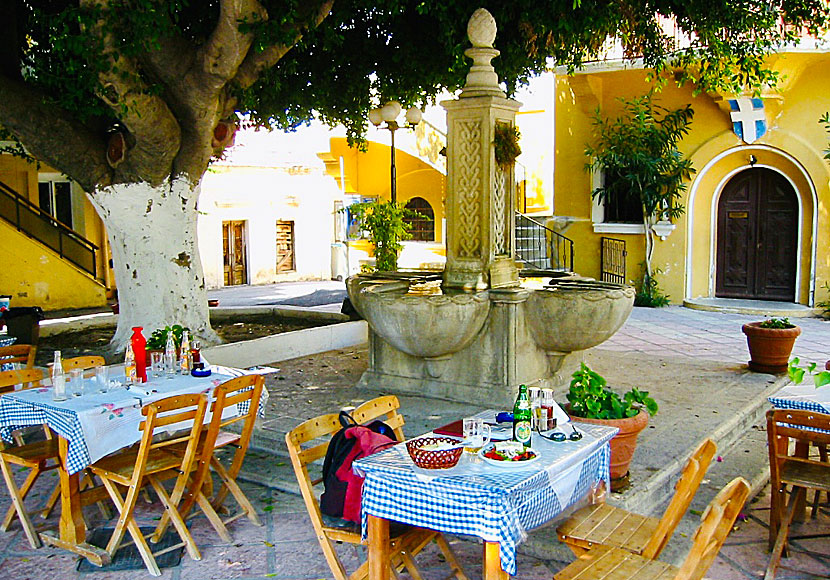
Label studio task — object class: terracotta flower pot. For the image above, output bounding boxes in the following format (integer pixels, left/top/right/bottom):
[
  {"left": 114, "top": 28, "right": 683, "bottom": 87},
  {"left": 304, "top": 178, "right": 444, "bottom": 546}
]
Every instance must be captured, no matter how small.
[
  {"left": 742, "top": 322, "right": 801, "bottom": 374},
  {"left": 567, "top": 407, "right": 649, "bottom": 492}
]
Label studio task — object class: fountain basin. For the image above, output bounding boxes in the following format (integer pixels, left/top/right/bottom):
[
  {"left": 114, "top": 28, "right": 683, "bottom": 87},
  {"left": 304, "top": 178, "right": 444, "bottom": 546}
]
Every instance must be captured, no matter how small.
[
  {"left": 356, "top": 283, "right": 490, "bottom": 359},
  {"left": 524, "top": 280, "right": 635, "bottom": 353}
]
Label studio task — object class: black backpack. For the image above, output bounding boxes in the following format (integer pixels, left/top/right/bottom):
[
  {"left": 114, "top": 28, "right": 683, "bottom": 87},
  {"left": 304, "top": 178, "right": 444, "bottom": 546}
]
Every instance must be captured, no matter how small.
[{"left": 320, "top": 411, "right": 397, "bottom": 519}]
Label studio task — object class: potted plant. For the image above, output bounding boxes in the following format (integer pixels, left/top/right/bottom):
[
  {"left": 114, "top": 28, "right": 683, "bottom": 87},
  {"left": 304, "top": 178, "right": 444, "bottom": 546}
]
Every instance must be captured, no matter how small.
[
  {"left": 565, "top": 362, "right": 659, "bottom": 491},
  {"left": 742, "top": 317, "right": 801, "bottom": 374},
  {"left": 145, "top": 324, "right": 190, "bottom": 358}
]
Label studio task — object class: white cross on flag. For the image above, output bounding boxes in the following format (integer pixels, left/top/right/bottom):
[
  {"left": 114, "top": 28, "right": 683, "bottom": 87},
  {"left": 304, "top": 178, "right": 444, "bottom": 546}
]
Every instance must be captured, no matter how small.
[{"left": 729, "top": 97, "right": 766, "bottom": 143}]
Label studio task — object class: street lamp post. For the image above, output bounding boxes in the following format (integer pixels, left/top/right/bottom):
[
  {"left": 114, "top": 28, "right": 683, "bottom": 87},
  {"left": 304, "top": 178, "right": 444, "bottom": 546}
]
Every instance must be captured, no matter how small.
[{"left": 368, "top": 101, "right": 422, "bottom": 204}]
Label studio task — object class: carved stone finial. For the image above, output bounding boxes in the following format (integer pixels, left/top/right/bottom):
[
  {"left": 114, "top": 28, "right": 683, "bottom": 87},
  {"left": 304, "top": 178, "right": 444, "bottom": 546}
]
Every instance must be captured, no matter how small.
[{"left": 467, "top": 8, "right": 496, "bottom": 48}]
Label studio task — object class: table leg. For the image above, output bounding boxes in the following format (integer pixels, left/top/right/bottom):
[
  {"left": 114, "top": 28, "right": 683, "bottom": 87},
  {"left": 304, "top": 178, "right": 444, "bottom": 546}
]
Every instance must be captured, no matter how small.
[
  {"left": 483, "top": 541, "right": 509, "bottom": 580},
  {"left": 368, "top": 514, "right": 390, "bottom": 580},
  {"left": 39, "top": 437, "right": 110, "bottom": 566}
]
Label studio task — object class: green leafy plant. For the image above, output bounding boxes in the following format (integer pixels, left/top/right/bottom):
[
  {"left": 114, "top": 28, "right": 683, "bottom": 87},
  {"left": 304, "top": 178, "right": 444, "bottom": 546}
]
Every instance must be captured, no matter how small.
[
  {"left": 634, "top": 265, "right": 670, "bottom": 307},
  {"left": 758, "top": 317, "right": 795, "bottom": 329},
  {"left": 494, "top": 123, "right": 521, "bottom": 167},
  {"left": 566, "top": 362, "right": 659, "bottom": 420},
  {"left": 145, "top": 324, "right": 189, "bottom": 350},
  {"left": 586, "top": 93, "right": 695, "bottom": 284},
  {"left": 787, "top": 357, "right": 830, "bottom": 387},
  {"left": 346, "top": 200, "right": 422, "bottom": 272},
  {"left": 815, "top": 281, "right": 830, "bottom": 317}
]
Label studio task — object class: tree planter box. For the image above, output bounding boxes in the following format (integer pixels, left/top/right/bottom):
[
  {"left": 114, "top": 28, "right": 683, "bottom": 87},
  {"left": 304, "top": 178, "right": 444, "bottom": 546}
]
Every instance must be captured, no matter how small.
[{"left": 742, "top": 322, "right": 801, "bottom": 374}]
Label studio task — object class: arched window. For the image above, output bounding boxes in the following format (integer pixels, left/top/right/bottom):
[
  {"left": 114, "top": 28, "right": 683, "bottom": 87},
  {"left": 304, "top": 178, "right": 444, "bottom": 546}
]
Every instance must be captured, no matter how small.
[{"left": 404, "top": 197, "right": 435, "bottom": 241}]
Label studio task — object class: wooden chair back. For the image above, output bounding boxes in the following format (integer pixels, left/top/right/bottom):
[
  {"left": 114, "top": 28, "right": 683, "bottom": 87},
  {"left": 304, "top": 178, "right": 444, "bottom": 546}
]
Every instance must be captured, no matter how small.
[
  {"left": 767, "top": 408, "right": 830, "bottom": 476},
  {"left": 673, "top": 477, "right": 750, "bottom": 580},
  {"left": 285, "top": 395, "right": 406, "bottom": 580},
  {"left": 642, "top": 438, "right": 717, "bottom": 558},
  {"left": 0, "top": 369, "right": 44, "bottom": 393},
  {"left": 0, "top": 344, "right": 36, "bottom": 369},
  {"left": 62, "top": 355, "right": 106, "bottom": 374}
]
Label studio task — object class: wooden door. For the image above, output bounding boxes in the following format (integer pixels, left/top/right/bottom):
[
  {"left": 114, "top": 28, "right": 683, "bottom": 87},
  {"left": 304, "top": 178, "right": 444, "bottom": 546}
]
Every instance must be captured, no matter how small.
[
  {"left": 222, "top": 221, "right": 248, "bottom": 286},
  {"left": 715, "top": 168, "right": 797, "bottom": 301},
  {"left": 275, "top": 220, "right": 295, "bottom": 273}
]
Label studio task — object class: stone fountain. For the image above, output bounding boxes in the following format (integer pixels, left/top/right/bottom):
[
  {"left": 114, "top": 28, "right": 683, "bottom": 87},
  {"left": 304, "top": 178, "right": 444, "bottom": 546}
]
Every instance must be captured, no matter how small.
[{"left": 348, "top": 9, "right": 635, "bottom": 407}]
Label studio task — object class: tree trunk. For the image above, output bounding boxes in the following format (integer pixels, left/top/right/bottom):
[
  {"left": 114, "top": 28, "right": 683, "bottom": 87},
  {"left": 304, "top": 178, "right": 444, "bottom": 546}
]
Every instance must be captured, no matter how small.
[
  {"left": 89, "top": 177, "right": 220, "bottom": 353},
  {"left": 643, "top": 214, "right": 654, "bottom": 278}
]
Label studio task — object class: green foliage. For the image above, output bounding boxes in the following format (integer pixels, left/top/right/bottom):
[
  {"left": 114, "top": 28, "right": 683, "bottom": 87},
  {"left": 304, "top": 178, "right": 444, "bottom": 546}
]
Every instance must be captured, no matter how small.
[
  {"left": 634, "top": 267, "right": 670, "bottom": 308},
  {"left": 821, "top": 113, "right": 830, "bottom": 163},
  {"left": 346, "top": 201, "right": 422, "bottom": 272},
  {"left": 567, "top": 363, "right": 659, "bottom": 420},
  {"left": 494, "top": 123, "right": 521, "bottom": 168},
  {"left": 816, "top": 281, "right": 830, "bottom": 317},
  {"left": 146, "top": 324, "right": 189, "bottom": 350},
  {"left": 787, "top": 357, "right": 830, "bottom": 387},
  {"left": 586, "top": 93, "right": 695, "bottom": 226},
  {"left": 758, "top": 317, "right": 795, "bottom": 329}
]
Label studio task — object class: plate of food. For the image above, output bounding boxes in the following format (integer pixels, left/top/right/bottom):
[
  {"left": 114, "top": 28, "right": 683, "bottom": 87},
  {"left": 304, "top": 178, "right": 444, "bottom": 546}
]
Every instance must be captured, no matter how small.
[{"left": 479, "top": 441, "right": 540, "bottom": 468}]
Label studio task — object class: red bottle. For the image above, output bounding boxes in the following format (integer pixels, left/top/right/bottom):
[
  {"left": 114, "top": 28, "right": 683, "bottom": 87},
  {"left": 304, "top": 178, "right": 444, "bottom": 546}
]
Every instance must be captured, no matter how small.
[{"left": 131, "top": 326, "right": 147, "bottom": 383}]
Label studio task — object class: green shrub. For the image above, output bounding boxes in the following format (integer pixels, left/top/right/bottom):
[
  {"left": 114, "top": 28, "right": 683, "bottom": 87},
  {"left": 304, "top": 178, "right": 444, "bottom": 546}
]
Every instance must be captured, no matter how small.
[{"left": 567, "top": 362, "right": 659, "bottom": 420}]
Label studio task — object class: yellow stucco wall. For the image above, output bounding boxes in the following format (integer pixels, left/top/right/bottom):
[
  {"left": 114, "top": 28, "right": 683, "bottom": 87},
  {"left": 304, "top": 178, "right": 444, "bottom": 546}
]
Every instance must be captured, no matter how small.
[{"left": 555, "top": 51, "right": 830, "bottom": 306}]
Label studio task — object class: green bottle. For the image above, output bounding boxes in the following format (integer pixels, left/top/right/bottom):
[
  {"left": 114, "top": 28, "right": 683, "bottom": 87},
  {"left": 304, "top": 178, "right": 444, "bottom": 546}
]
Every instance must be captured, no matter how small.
[{"left": 513, "top": 384, "right": 532, "bottom": 447}]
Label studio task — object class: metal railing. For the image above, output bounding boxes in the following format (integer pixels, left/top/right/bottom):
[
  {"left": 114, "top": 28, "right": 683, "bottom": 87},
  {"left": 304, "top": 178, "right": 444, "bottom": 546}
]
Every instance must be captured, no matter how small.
[
  {"left": 600, "top": 237, "right": 627, "bottom": 284},
  {"left": 515, "top": 212, "right": 574, "bottom": 273},
  {"left": 0, "top": 179, "right": 99, "bottom": 280}
]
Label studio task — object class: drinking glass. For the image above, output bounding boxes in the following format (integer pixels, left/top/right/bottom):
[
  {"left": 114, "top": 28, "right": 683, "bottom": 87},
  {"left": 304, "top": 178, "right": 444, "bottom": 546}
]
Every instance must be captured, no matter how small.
[
  {"left": 150, "top": 352, "right": 163, "bottom": 379},
  {"left": 462, "top": 417, "right": 491, "bottom": 455},
  {"left": 95, "top": 365, "right": 109, "bottom": 393},
  {"left": 70, "top": 368, "right": 84, "bottom": 397}
]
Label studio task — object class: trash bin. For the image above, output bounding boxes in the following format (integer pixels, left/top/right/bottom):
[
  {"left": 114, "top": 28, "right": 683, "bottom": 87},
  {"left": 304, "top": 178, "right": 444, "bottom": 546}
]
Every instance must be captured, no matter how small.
[{"left": 2, "top": 307, "right": 45, "bottom": 346}]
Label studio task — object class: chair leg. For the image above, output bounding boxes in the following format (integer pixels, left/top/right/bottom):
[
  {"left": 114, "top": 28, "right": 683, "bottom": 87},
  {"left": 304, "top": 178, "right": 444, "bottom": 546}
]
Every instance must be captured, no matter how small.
[
  {"left": 147, "top": 476, "right": 201, "bottom": 562},
  {"left": 765, "top": 486, "right": 806, "bottom": 580},
  {"left": 99, "top": 477, "right": 163, "bottom": 576},
  {"left": 435, "top": 533, "right": 470, "bottom": 580},
  {"left": 1, "top": 462, "right": 42, "bottom": 531},
  {"left": 210, "top": 457, "right": 261, "bottom": 526},
  {"left": 0, "top": 459, "right": 41, "bottom": 549},
  {"left": 39, "top": 481, "right": 61, "bottom": 520}
]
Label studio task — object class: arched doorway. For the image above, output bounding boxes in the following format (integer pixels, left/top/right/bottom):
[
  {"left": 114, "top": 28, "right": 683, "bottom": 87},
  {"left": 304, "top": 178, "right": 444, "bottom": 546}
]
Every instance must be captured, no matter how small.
[{"left": 715, "top": 168, "right": 798, "bottom": 301}]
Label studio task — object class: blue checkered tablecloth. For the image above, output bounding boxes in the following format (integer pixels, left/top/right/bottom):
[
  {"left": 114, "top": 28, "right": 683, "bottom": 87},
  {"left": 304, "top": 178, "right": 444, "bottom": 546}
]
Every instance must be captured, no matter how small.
[
  {"left": 0, "top": 336, "right": 17, "bottom": 370},
  {"left": 0, "top": 366, "right": 265, "bottom": 475},
  {"left": 354, "top": 420, "right": 617, "bottom": 576},
  {"left": 768, "top": 380, "right": 830, "bottom": 415}
]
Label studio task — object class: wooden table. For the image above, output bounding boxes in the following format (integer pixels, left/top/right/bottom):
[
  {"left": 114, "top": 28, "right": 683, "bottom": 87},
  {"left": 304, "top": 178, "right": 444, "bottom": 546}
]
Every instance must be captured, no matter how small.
[{"left": 355, "top": 419, "right": 617, "bottom": 579}]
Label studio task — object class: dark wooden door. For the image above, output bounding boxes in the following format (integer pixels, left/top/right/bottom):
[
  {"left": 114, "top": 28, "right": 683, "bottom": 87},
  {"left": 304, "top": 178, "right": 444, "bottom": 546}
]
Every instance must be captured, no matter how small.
[
  {"left": 222, "top": 221, "right": 248, "bottom": 286},
  {"left": 715, "top": 168, "right": 797, "bottom": 301}
]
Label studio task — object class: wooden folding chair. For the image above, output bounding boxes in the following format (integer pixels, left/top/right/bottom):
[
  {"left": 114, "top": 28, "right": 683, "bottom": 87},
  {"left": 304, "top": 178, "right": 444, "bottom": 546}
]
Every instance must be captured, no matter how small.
[
  {"left": 62, "top": 355, "right": 106, "bottom": 373},
  {"left": 88, "top": 394, "right": 208, "bottom": 577},
  {"left": 285, "top": 395, "right": 468, "bottom": 580},
  {"left": 0, "top": 344, "right": 36, "bottom": 369},
  {"left": 557, "top": 438, "right": 717, "bottom": 558},
  {"left": 156, "top": 374, "right": 265, "bottom": 542},
  {"left": 554, "top": 477, "right": 750, "bottom": 580},
  {"left": 0, "top": 368, "right": 59, "bottom": 548},
  {"left": 765, "top": 409, "right": 830, "bottom": 580}
]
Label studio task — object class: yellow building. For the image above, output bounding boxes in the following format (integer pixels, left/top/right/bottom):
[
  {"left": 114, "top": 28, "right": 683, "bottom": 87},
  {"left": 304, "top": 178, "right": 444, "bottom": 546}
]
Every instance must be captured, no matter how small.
[{"left": 554, "top": 50, "right": 830, "bottom": 308}]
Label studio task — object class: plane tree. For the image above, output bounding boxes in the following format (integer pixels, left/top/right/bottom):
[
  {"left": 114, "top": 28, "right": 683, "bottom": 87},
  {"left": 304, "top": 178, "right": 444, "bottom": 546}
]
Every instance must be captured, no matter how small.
[{"left": 0, "top": 0, "right": 825, "bottom": 349}]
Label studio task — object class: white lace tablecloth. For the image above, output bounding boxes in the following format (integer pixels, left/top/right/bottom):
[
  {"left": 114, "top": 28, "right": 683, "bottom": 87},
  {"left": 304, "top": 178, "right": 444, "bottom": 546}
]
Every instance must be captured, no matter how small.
[
  {"left": 0, "top": 365, "right": 265, "bottom": 474},
  {"left": 354, "top": 414, "right": 617, "bottom": 576}
]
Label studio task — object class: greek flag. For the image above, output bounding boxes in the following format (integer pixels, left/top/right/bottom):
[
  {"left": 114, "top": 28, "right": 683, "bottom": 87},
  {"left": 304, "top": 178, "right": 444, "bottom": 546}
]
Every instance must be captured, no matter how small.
[{"left": 729, "top": 97, "right": 766, "bottom": 144}]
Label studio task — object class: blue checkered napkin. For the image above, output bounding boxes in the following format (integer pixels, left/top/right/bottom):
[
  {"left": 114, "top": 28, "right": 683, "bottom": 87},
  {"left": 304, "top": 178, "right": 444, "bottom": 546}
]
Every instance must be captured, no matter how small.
[
  {"left": 0, "top": 336, "right": 17, "bottom": 371},
  {"left": 0, "top": 394, "right": 89, "bottom": 473},
  {"left": 356, "top": 425, "right": 613, "bottom": 576}
]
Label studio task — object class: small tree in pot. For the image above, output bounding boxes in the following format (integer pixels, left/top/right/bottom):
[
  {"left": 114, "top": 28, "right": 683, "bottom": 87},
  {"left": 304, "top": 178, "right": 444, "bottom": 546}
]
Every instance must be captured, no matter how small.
[
  {"left": 566, "top": 362, "right": 658, "bottom": 491},
  {"left": 742, "top": 317, "right": 801, "bottom": 374}
]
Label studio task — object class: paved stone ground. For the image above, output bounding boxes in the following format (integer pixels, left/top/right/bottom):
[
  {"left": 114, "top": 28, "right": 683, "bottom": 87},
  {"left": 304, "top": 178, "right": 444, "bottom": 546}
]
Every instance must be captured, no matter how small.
[{"left": 3, "top": 305, "right": 830, "bottom": 578}]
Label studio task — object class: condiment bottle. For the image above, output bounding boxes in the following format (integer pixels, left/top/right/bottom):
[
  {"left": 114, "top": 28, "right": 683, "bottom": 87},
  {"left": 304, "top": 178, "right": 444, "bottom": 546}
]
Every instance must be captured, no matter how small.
[
  {"left": 125, "top": 342, "right": 137, "bottom": 384},
  {"left": 179, "top": 330, "right": 192, "bottom": 374},
  {"left": 512, "top": 384, "right": 532, "bottom": 448},
  {"left": 131, "top": 326, "right": 147, "bottom": 383}
]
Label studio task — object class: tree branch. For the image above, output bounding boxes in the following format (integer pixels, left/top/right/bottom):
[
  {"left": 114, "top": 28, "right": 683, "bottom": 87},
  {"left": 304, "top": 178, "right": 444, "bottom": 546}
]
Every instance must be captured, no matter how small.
[
  {"left": 233, "top": 0, "right": 334, "bottom": 90},
  {"left": 0, "top": 75, "right": 110, "bottom": 191}
]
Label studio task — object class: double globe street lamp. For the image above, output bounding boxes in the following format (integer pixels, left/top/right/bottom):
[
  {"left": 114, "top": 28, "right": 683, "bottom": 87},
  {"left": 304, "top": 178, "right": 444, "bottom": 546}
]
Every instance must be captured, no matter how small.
[{"left": 368, "top": 101, "right": 422, "bottom": 204}]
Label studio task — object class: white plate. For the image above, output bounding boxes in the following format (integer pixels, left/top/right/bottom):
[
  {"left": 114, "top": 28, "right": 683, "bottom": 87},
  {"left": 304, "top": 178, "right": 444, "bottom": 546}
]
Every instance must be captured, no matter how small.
[{"left": 478, "top": 444, "right": 541, "bottom": 468}]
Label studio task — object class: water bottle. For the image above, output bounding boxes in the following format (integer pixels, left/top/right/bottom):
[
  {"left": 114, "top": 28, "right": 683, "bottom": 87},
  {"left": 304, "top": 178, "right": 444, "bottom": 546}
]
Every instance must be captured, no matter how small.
[
  {"left": 125, "top": 342, "right": 137, "bottom": 384},
  {"left": 52, "top": 350, "right": 67, "bottom": 401},
  {"left": 164, "top": 331, "right": 176, "bottom": 377},
  {"left": 179, "top": 330, "right": 192, "bottom": 374}
]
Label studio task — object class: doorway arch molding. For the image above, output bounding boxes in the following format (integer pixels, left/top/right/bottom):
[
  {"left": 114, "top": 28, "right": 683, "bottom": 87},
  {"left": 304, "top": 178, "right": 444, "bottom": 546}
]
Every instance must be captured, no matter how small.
[{"left": 685, "top": 137, "right": 819, "bottom": 305}]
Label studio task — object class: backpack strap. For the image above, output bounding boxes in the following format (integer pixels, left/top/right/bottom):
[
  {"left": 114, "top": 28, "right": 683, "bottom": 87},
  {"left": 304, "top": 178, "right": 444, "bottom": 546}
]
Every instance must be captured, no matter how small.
[{"left": 339, "top": 410, "right": 358, "bottom": 428}]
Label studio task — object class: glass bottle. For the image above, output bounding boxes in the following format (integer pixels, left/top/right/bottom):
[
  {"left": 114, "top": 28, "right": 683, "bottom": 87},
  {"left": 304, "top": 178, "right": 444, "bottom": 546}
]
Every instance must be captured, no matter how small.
[
  {"left": 52, "top": 350, "right": 67, "bottom": 401},
  {"left": 179, "top": 330, "right": 192, "bottom": 374},
  {"left": 164, "top": 331, "right": 176, "bottom": 377},
  {"left": 131, "top": 326, "right": 147, "bottom": 383},
  {"left": 513, "top": 384, "right": 532, "bottom": 448},
  {"left": 125, "top": 342, "right": 137, "bottom": 384}
]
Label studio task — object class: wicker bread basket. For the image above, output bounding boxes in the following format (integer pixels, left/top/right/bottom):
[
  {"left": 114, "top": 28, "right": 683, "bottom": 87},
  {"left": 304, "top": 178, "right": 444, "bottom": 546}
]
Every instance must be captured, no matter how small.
[{"left": 406, "top": 436, "right": 463, "bottom": 469}]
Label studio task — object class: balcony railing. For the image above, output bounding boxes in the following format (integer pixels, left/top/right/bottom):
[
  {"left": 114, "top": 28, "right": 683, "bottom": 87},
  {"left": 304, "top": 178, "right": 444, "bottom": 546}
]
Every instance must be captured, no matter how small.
[{"left": 515, "top": 212, "right": 574, "bottom": 273}]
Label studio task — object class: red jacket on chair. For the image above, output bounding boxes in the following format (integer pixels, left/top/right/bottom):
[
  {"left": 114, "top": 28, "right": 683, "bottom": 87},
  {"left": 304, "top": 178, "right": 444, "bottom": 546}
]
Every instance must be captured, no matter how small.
[{"left": 335, "top": 425, "right": 396, "bottom": 522}]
